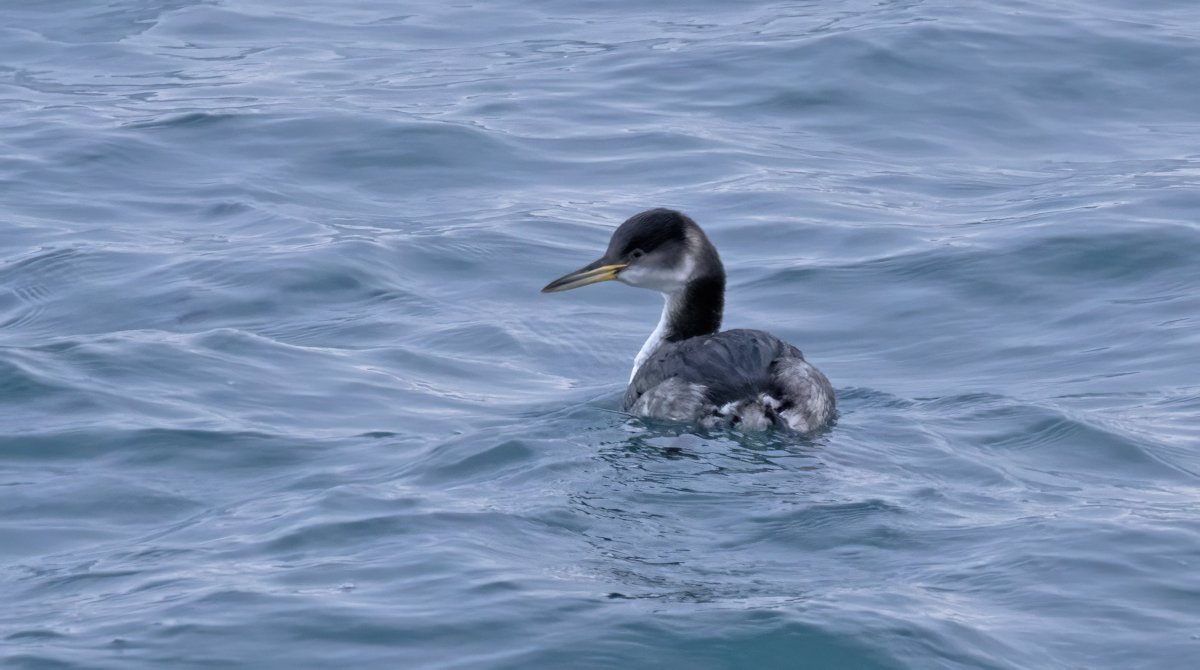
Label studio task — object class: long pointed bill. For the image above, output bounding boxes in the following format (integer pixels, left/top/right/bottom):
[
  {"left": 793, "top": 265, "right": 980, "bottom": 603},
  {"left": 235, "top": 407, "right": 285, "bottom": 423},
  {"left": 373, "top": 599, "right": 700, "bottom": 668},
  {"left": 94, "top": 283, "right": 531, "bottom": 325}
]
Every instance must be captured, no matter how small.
[{"left": 541, "top": 259, "right": 628, "bottom": 293}]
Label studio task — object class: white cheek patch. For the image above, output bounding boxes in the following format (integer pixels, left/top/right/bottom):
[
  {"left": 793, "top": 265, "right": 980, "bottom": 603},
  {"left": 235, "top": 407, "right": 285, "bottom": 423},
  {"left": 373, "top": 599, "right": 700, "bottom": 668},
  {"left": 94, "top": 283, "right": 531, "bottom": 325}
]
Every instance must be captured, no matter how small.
[{"left": 618, "top": 254, "right": 695, "bottom": 292}]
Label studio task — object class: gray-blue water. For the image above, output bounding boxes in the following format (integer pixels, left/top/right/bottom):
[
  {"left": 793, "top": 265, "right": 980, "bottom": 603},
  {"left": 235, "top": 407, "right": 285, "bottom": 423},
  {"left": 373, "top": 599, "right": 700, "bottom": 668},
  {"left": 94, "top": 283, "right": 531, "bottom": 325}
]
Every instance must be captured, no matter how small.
[{"left": 2, "top": 1, "right": 1199, "bottom": 668}]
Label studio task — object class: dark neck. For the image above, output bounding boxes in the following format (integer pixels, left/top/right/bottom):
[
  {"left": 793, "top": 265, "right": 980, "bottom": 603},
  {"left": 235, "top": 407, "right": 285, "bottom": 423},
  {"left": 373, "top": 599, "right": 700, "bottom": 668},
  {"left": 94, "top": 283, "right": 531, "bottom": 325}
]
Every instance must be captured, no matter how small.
[{"left": 665, "top": 272, "right": 724, "bottom": 342}]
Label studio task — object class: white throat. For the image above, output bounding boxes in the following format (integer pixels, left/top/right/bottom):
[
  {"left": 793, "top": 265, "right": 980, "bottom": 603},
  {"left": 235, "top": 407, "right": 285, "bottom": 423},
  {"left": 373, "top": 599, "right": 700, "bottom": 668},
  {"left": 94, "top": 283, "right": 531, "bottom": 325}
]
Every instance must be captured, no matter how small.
[
  {"left": 630, "top": 292, "right": 680, "bottom": 381},
  {"left": 626, "top": 228, "right": 705, "bottom": 382}
]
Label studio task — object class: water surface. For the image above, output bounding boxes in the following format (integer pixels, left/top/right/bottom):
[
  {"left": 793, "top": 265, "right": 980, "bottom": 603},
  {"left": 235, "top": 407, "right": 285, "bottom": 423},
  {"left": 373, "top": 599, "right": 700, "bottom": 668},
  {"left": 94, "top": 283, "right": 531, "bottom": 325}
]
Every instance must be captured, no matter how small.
[{"left": 2, "top": 1, "right": 1199, "bottom": 668}]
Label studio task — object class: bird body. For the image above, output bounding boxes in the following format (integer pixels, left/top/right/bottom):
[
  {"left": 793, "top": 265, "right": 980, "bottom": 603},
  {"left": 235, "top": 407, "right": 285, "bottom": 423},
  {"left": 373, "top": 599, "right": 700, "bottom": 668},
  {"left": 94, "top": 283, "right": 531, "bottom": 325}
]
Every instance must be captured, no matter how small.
[
  {"left": 542, "top": 209, "right": 835, "bottom": 433},
  {"left": 625, "top": 328, "right": 833, "bottom": 432}
]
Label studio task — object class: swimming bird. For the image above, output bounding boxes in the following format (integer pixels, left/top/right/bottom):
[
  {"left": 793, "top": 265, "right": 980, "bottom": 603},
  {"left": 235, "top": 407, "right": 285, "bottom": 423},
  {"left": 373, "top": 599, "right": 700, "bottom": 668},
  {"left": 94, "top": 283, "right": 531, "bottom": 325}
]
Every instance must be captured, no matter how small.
[{"left": 542, "top": 208, "right": 835, "bottom": 433}]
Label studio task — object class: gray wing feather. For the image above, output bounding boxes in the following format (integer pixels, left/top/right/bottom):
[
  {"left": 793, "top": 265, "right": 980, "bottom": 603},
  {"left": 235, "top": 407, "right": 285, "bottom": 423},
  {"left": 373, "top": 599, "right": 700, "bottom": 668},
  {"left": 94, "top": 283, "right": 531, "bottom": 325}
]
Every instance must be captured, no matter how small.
[
  {"left": 771, "top": 357, "right": 836, "bottom": 432},
  {"left": 623, "top": 329, "right": 836, "bottom": 432},
  {"left": 624, "top": 330, "right": 773, "bottom": 409},
  {"left": 627, "top": 378, "right": 711, "bottom": 422}
]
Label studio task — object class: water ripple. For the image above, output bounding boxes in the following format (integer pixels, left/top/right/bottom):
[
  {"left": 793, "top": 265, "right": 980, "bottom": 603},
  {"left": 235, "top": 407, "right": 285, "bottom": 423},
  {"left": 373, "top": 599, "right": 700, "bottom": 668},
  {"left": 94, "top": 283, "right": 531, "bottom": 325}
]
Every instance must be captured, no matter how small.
[{"left": 3, "top": 1, "right": 1200, "bottom": 669}]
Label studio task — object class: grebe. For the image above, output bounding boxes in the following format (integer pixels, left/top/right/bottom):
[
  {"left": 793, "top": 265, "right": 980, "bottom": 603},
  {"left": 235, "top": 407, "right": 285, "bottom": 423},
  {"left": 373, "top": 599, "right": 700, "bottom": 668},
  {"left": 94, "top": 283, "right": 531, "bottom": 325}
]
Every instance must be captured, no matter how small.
[{"left": 542, "top": 208, "right": 835, "bottom": 433}]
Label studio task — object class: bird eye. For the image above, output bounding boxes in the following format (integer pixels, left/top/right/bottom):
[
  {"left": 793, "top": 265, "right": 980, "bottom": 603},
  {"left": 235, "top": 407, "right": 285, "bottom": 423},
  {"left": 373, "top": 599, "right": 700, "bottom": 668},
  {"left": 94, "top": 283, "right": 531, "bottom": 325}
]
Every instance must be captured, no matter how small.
[{"left": 629, "top": 249, "right": 645, "bottom": 261}]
